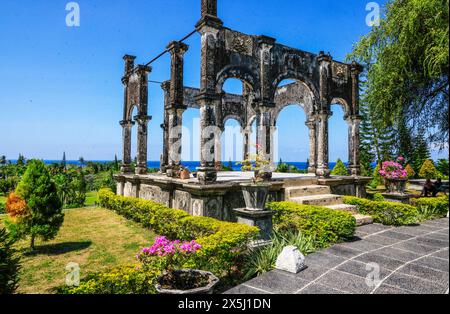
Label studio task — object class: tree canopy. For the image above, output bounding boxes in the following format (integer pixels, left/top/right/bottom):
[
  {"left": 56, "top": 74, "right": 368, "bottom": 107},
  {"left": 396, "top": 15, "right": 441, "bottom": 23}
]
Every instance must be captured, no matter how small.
[{"left": 349, "top": 0, "right": 449, "bottom": 147}]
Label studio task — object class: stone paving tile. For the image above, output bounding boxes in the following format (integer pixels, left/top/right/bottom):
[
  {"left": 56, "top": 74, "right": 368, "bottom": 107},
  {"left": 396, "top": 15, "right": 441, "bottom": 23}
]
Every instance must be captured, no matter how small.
[
  {"left": 378, "top": 230, "right": 416, "bottom": 240},
  {"left": 432, "top": 249, "right": 449, "bottom": 260},
  {"left": 274, "top": 265, "right": 330, "bottom": 282},
  {"left": 357, "top": 224, "right": 392, "bottom": 234},
  {"left": 393, "top": 240, "right": 441, "bottom": 255},
  {"left": 244, "top": 269, "right": 310, "bottom": 294},
  {"left": 373, "top": 284, "right": 413, "bottom": 294},
  {"left": 374, "top": 247, "right": 422, "bottom": 262},
  {"left": 437, "top": 228, "right": 449, "bottom": 235},
  {"left": 224, "top": 284, "right": 269, "bottom": 294},
  {"left": 322, "top": 244, "right": 363, "bottom": 258},
  {"left": 363, "top": 234, "right": 401, "bottom": 246},
  {"left": 315, "top": 270, "right": 372, "bottom": 294},
  {"left": 341, "top": 240, "right": 384, "bottom": 252},
  {"left": 397, "top": 263, "right": 449, "bottom": 287},
  {"left": 297, "top": 283, "right": 348, "bottom": 294},
  {"left": 305, "top": 252, "right": 347, "bottom": 269},
  {"left": 355, "top": 230, "right": 369, "bottom": 238},
  {"left": 391, "top": 226, "right": 434, "bottom": 237},
  {"left": 421, "top": 219, "right": 449, "bottom": 227},
  {"left": 336, "top": 260, "right": 391, "bottom": 280},
  {"left": 412, "top": 256, "right": 449, "bottom": 272},
  {"left": 355, "top": 252, "right": 405, "bottom": 270},
  {"left": 423, "top": 232, "right": 450, "bottom": 241},
  {"left": 382, "top": 272, "right": 448, "bottom": 294},
  {"left": 415, "top": 236, "right": 449, "bottom": 248}
]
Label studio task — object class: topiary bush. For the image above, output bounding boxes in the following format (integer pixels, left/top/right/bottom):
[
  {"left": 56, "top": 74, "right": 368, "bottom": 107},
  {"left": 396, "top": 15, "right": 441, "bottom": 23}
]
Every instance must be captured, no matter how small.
[
  {"left": 343, "top": 196, "right": 419, "bottom": 226},
  {"left": 0, "top": 228, "right": 21, "bottom": 294},
  {"left": 405, "top": 164, "right": 416, "bottom": 179},
  {"left": 267, "top": 201, "right": 356, "bottom": 248},
  {"left": 411, "top": 196, "right": 449, "bottom": 221},
  {"left": 331, "top": 159, "right": 349, "bottom": 176},
  {"left": 419, "top": 159, "right": 439, "bottom": 179}
]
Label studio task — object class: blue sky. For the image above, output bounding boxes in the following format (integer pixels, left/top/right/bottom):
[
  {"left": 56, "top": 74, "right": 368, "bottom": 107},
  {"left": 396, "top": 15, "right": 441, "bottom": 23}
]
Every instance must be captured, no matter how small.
[{"left": 0, "top": 0, "right": 446, "bottom": 162}]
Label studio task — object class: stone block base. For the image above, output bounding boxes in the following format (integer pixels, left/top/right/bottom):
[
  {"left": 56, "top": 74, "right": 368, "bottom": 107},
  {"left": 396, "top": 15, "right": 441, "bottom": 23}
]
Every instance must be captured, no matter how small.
[{"left": 233, "top": 208, "right": 275, "bottom": 241}]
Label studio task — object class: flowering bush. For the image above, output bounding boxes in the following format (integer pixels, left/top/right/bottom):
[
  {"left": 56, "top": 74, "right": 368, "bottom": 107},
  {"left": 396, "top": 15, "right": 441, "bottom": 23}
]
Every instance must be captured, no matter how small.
[
  {"left": 378, "top": 160, "right": 408, "bottom": 180},
  {"left": 138, "top": 236, "right": 202, "bottom": 272}
]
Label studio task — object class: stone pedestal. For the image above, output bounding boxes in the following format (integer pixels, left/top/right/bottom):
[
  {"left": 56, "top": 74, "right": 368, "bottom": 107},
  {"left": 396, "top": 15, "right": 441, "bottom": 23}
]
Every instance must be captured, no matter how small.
[
  {"left": 233, "top": 208, "right": 274, "bottom": 241},
  {"left": 381, "top": 193, "right": 415, "bottom": 205}
]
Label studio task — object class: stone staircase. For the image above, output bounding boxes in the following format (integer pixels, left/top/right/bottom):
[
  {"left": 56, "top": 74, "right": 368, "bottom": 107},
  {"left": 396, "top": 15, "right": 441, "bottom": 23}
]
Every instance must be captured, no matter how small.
[{"left": 284, "top": 182, "right": 373, "bottom": 226}]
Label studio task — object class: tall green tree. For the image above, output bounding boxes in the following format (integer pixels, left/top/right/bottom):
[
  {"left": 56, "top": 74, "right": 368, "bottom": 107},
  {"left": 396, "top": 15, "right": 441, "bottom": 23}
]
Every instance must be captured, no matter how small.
[
  {"left": 349, "top": 0, "right": 449, "bottom": 148},
  {"left": 0, "top": 228, "right": 21, "bottom": 294},
  {"left": 61, "top": 152, "right": 67, "bottom": 171},
  {"left": 15, "top": 160, "right": 64, "bottom": 250},
  {"left": 396, "top": 115, "right": 415, "bottom": 164},
  {"left": 412, "top": 132, "right": 431, "bottom": 174}
]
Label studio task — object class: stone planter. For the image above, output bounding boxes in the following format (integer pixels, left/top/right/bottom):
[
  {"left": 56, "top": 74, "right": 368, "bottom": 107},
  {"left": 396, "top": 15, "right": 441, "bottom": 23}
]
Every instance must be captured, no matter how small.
[
  {"left": 155, "top": 269, "right": 219, "bottom": 295},
  {"left": 385, "top": 178, "right": 407, "bottom": 194},
  {"left": 240, "top": 182, "right": 271, "bottom": 211}
]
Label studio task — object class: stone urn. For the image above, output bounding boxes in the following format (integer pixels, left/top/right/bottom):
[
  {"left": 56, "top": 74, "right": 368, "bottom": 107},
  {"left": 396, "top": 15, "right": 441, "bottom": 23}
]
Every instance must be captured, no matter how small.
[
  {"left": 240, "top": 182, "right": 271, "bottom": 211},
  {"left": 155, "top": 269, "right": 219, "bottom": 295},
  {"left": 385, "top": 178, "right": 407, "bottom": 194}
]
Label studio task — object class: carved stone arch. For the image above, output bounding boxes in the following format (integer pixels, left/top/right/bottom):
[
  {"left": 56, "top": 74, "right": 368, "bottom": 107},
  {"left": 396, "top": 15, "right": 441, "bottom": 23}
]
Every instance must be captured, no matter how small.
[
  {"left": 126, "top": 104, "right": 139, "bottom": 121},
  {"left": 222, "top": 114, "right": 245, "bottom": 132},
  {"left": 271, "top": 70, "right": 320, "bottom": 103},
  {"left": 216, "top": 65, "right": 260, "bottom": 98},
  {"left": 330, "top": 97, "right": 352, "bottom": 119}
]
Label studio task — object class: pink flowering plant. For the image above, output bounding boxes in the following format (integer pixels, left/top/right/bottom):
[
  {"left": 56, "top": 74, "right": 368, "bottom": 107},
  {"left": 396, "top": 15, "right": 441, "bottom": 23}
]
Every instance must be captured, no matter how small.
[
  {"left": 137, "top": 236, "right": 202, "bottom": 272},
  {"left": 378, "top": 160, "right": 408, "bottom": 180}
]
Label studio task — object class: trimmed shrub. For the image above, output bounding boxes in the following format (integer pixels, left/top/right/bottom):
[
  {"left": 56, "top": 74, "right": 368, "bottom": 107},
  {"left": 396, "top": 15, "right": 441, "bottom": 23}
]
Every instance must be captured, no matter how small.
[
  {"left": 331, "top": 159, "right": 349, "bottom": 176},
  {"left": 419, "top": 159, "right": 439, "bottom": 179},
  {"left": 97, "top": 189, "right": 258, "bottom": 277},
  {"left": 373, "top": 193, "right": 385, "bottom": 202},
  {"left": 0, "top": 228, "right": 21, "bottom": 294},
  {"left": 267, "top": 201, "right": 356, "bottom": 248},
  {"left": 405, "top": 164, "right": 416, "bottom": 179},
  {"left": 343, "top": 196, "right": 418, "bottom": 226},
  {"left": 411, "top": 196, "right": 449, "bottom": 220},
  {"left": 57, "top": 264, "right": 159, "bottom": 294}
]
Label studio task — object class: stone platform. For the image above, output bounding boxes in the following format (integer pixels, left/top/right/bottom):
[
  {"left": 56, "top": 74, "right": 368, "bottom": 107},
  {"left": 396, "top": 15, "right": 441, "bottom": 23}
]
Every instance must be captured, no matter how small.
[{"left": 115, "top": 172, "right": 371, "bottom": 222}]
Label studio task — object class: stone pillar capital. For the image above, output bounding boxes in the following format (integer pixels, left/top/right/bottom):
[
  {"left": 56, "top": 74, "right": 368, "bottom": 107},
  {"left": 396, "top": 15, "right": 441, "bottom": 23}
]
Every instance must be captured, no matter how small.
[
  {"left": 317, "top": 51, "right": 333, "bottom": 64},
  {"left": 350, "top": 61, "right": 363, "bottom": 75},
  {"left": 134, "top": 115, "right": 152, "bottom": 125},
  {"left": 120, "top": 120, "right": 135, "bottom": 127},
  {"left": 167, "top": 41, "right": 189, "bottom": 55},
  {"left": 136, "top": 64, "right": 152, "bottom": 75},
  {"left": 161, "top": 81, "right": 171, "bottom": 92}
]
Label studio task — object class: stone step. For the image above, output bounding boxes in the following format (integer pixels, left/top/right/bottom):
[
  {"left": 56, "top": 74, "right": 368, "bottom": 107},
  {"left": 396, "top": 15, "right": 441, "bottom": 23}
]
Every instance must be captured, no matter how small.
[
  {"left": 290, "top": 194, "right": 343, "bottom": 206},
  {"left": 325, "top": 204, "right": 358, "bottom": 214},
  {"left": 283, "top": 178, "right": 319, "bottom": 187},
  {"left": 354, "top": 214, "right": 374, "bottom": 226},
  {"left": 286, "top": 185, "right": 331, "bottom": 198}
]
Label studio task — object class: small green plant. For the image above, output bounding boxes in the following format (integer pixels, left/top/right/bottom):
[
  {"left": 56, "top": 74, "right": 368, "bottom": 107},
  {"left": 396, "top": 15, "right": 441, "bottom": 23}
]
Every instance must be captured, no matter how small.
[
  {"left": 243, "top": 229, "right": 315, "bottom": 280},
  {"left": 373, "top": 193, "right": 385, "bottom": 202},
  {"left": 331, "top": 159, "right": 349, "bottom": 176},
  {"left": 411, "top": 196, "right": 449, "bottom": 221}
]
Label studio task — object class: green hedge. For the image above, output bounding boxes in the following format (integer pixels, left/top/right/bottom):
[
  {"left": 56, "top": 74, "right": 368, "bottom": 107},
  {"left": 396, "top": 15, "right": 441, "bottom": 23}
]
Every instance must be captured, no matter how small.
[
  {"left": 58, "top": 265, "right": 159, "bottom": 294},
  {"left": 98, "top": 188, "right": 258, "bottom": 276},
  {"left": 411, "top": 196, "right": 449, "bottom": 220},
  {"left": 267, "top": 202, "right": 356, "bottom": 248},
  {"left": 343, "top": 196, "right": 419, "bottom": 226}
]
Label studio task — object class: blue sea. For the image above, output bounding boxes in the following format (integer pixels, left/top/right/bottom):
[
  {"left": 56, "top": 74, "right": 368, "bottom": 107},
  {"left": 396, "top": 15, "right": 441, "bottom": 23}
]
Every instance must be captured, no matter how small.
[{"left": 8, "top": 160, "right": 346, "bottom": 172}]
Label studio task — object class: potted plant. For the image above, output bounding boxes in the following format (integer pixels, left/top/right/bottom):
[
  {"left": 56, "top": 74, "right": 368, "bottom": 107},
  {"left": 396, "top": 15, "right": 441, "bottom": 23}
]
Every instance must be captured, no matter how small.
[
  {"left": 138, "top": 236, "right": 219, "bottom": 294},
  {"left": 379, "top": 158, "right": 409, "bottom": 194}
]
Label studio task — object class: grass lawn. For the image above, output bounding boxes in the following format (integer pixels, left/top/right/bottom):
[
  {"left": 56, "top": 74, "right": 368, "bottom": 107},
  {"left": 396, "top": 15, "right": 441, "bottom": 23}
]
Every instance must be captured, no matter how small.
[
  {"left": 0, "top": 207, "right": 155, "bottom": 294},
  {"left": 85, "top": 191, "right": 98, "bottom": 206}
]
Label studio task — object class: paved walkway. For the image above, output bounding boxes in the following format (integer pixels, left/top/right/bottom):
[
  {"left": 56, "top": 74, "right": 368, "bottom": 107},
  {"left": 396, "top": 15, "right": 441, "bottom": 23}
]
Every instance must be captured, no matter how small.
[{"left": 226, "top": 218, "right": 449, "bottom": 294}]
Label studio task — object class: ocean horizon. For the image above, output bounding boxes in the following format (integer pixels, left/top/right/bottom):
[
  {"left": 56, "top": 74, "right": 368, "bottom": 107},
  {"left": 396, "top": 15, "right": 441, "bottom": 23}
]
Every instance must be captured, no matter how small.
[{"left": 5, "top": 160, "right": 352, "bottom": 172}]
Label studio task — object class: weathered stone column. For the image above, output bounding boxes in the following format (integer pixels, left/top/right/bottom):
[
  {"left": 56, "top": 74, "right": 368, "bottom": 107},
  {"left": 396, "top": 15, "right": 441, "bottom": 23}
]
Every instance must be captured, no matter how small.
[
  {"left": 160, "top": 81, "right": 171, "bottom": 173},
  {"left": 195, "top": 0, "right": 222, "bottom": 184},
  {"left": 214, "top": 129, "right": 222, "bottom": 170},
  {"left": 120, "top": 120, "right": 135, "bottom": 173},
  {"left": 347, "top": 115, "right": 362, "bottom": 176},
  {"left": 166, "top": 41, "right": 188, "bottom": 176},
  {"left": 167, "top": 108, "right": 184, "bottom": 170},
  {"left": 315, "top": 112, "right": 331, "bottom": 177},
  {"left": 305, "top": 119, "right": 317, "bottom": 174},
  {"left": 135, "top": 115, "right": 151, "bottom": 175},
  {"left": 256, "top": 109, "right": 273, "bottom": 162},
  {"left": 242, "top": 127, "right": 251, "bottom": 160}
]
